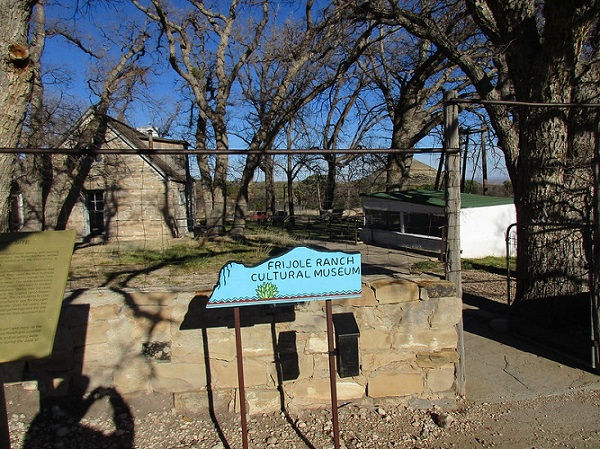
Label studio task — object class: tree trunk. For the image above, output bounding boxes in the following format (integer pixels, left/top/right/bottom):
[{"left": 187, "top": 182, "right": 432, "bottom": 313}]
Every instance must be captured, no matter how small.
[
  {"left": 264, "top": 154, "right": 275, "bottom": 214},
  {"left": 0, "top": 0, "right": 36, "bottom": 230},
  {"left": 231, "top": 153, "right": 262, "bottom": 236},
  {"left": 506, "top": 0, "right": 597, "bottom": 304},
  {"left": 386, "top": 153, "right": 413, "bottom": 192},
  {"left": 195, "top": 115, "right": 228, "bottom": 237},
  {"left": 513, "top": 109, "right": 593, "bottom": 303},
  {"left": 324, "top": 154, "right": 336, "bottom": 210},
  {"left": 287, "top": 162, "right": 295, "bottom": 226}
]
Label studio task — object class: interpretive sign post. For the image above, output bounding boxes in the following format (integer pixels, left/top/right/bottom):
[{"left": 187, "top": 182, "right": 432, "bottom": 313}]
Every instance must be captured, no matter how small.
[
  {"left": 207, "top": 247, "right": 362, "bottom": 449},
  {"left": 0, "top": 230, "right": 76, "bottom": 448}
]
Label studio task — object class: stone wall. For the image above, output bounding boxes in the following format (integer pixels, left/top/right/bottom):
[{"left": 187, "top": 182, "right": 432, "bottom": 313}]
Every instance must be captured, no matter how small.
[{"left": 5, "top": 277, "right": 461, "bottom": 416}]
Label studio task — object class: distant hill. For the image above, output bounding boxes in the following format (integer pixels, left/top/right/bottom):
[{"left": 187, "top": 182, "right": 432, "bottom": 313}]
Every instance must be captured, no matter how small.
[{"left": 405, "top": 159, "right": 439, "bottom": 188}]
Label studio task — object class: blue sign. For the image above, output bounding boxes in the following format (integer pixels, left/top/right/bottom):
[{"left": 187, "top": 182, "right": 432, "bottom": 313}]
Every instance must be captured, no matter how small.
[{"left": 207, "top": 246, "right": 362, "bottom": 308}]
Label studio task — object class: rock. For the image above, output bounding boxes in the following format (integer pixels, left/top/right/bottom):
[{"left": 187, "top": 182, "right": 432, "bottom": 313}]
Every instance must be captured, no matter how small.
[{"left": 434, "top": 411, "right": 455, "bottom": 428}]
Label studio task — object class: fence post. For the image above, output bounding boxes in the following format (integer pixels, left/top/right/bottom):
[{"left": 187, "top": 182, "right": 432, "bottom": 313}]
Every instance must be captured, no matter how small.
[
  {"left": 444, "top": 90, "right": 465, "bottom": 396},
  {"left": 444, "top": 91, "right": 462, "bottom": 297},
  {"left": 592, "top": 116, "right": 600, "bottom": 372}
]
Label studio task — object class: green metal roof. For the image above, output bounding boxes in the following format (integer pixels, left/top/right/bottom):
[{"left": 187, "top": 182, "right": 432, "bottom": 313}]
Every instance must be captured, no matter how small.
[{"left": 362, "top": 189, "right": 514, "bottom": 209}]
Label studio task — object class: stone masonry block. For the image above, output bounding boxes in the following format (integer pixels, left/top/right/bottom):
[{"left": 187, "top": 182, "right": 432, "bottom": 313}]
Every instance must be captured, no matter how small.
[
  {"left": 368, "top": 278, "right": 419, "bottom": 304},
  {"left": 205, "top": 328, "right": 237, "bottom": 361},
  {"left": 90, "top": 304, "right": 120, "bottom": 321},
  {"left": 393, "top": 328, "right": 458, "bottom": 351},
  {"left": 174, "top": 389, "right": 235, "bottom": 416},
  {"left": 171, "top": 331, "right": 205, "bottom": 364},
  {"left": 135, "top": 322, "right": 172, "bottom": 344},
  {"left": 336, "top": 379, "right": 366, "bottom": 400},
  {"left": 293, "top": 310, "right": 327, "bottom": 332},
  {"left": 414, "top": 279, "right": 456, "bottom": 299},
  {"left": 280, "top": 352, "right": 314, "bottom": 382},
  {"left": 430, "top": 297, "right": 463, "bottom": 327},
  {"left": 286, "top": 378, "right": 363, "bottom": 405},
  {"left": 211, "top": 357, "right": 275, "bottom": 389},
  {"left": 245, "top": 388, "right": 282, "bottom": 415},
  {"left": 84, "top": 320, "right": 113, "bottom": 345},
  {"left": 305, "top": 333, "right": 328, "bottom": 354},
  {"left": 128, "top": 291, "right": 177, "bottom": 307},
  {"left": 113, "top": 357, "right": 153, "bottom": 394},
  {"left": 151, "top": 363, "right": 207, "bottom": 393},
  {"left": 400, "top": 301, "right": 436, "bottom": 327},
  {"left": 359, "top": 328, "right": 392, "bottom": 352},
  {"left": 240, "top": 324, "right": 275, "bottom": 356},
  {"left": 416, "top": 350, "right": 459, "bottom": 368},
  {"left": 367, "top": 372, "right": 424, "bottom": 398},
  {"left": 360, "top": 350, "right": 415, "bottom": 371},
  {"left": 426, "top": 366, "right": 455, "bottom": 393},
  {"left": 370, "top": 304, "right": 405, "bottom": 329},
  {"left": 284, "top": 377, "right": 332, "bottom": 406}
]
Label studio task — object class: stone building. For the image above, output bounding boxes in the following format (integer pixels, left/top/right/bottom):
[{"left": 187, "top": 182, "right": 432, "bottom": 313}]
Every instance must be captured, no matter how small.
[{"left": 10, "top": 110, "right": 196, "bottom": 241}]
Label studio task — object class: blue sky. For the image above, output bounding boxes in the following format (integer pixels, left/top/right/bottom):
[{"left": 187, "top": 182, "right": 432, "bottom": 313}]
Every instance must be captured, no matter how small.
[{"left": 40, "top": 1, "right": 509, "bottom": 183}]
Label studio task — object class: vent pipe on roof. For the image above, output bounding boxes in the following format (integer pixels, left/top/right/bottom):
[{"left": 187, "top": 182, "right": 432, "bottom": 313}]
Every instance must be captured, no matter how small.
[{"left": 147, "top": 128, "right": 154, "bottom": 150}]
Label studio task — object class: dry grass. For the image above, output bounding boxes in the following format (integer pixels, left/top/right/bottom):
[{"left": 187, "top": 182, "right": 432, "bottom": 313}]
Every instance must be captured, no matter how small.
[{"left": 67, "top": 233, "right": 300, "bottom": 290}]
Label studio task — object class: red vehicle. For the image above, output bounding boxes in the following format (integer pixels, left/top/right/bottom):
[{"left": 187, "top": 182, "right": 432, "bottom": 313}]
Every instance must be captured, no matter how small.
[{"left": 252, "top": 211, "right": 271, "bottom": 224}]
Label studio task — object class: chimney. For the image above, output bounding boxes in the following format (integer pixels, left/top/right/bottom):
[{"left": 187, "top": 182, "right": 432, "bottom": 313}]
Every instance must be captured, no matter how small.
[{"left": 147, "top": 128, "right": 154, "bottom": 150}]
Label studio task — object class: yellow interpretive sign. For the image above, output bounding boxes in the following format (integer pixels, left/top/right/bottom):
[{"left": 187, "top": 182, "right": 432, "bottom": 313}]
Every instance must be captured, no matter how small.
[{"left": 0, "top": 231, "right": 76, "bottom": 362}]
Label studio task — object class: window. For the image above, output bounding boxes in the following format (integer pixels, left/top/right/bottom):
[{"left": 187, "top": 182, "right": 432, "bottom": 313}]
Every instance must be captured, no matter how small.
[
  {"left": 404, "top": 213, "right": 445, "bottom": 237},
  {"left": 85, "top": 190, "right": 105, "bottom": 235},
  {"left": 364, "top": 208, "right": 445, "bottom": 237},
  {"left": 9, "top": 192, "right": 23, "bottom": 232}
]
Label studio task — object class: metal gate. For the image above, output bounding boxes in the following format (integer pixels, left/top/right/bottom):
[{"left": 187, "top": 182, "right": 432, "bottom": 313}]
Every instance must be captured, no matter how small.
[{"left": 506, "top": 222, "right": 599, "bottom": 372}]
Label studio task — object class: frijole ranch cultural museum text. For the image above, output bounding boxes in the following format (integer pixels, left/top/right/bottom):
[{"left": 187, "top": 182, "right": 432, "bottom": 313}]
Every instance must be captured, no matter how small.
[{"left": 207, "top": 246, "right": 362, "bottom": 308}]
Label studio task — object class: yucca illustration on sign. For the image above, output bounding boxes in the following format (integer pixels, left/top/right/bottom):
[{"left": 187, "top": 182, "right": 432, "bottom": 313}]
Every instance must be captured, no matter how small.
[{"left": 256, "top": 282, "right": 279, "bottom": 299}]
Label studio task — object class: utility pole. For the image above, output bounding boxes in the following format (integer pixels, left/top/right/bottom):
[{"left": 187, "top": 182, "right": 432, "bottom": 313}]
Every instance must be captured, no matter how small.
[{"left": 481, "top": 129, "right": 488, "bottom": 195}]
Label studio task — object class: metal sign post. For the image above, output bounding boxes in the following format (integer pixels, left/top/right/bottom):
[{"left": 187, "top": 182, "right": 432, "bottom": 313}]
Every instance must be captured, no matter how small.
[
  {"left": 326, "top": 300, "right": 340, "bottom": 449},
  {"left": 205, "top": 247, "right": 361, "bottom": 448},
  {"left": 233, "top": 307, "right": 249, "bottom": 449}
]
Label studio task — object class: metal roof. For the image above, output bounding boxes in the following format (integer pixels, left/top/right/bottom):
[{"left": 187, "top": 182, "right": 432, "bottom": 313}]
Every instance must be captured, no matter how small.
[{"left": 362, "top": 189, "right": 514, "bottom": 209}]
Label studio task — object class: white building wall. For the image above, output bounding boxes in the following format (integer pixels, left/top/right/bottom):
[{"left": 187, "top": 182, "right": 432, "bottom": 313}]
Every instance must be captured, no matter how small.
[{"left": 460, "top": 204, "right": 516, "bottom": 258}]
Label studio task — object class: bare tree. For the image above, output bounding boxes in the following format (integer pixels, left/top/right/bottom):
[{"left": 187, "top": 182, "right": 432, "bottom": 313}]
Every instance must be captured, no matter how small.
[
  {"left": 230, "top": 1, "right": 378, "bottom": 235},
  {"left": 313, "top": 68, "right": 384, "bottom": 209},
  {"left": 274, "top": 116, "right": 317, "bottom": 224},
  {"left": 358, "top": 24, "right": 472, "bottom": 191},
  {"left": 354, "top": 0, "right": 600, "bottom": 302},
  {"left": 133, "top": 0, "right": 269, "bottom": 236}
]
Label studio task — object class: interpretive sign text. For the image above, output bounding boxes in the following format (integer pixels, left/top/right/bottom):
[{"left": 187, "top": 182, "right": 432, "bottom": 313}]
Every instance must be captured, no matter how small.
[
  {"left": 0, "top": 231, "right": 76, "bottom": 362},
  {"left": 207, "top": 246, "right": 362, "bottom": 308}
]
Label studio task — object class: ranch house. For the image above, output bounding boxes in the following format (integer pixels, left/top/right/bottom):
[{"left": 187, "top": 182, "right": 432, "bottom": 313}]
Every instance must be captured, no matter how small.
[{"left": 9, "top": 110, "right": 196, "bottom": 242}]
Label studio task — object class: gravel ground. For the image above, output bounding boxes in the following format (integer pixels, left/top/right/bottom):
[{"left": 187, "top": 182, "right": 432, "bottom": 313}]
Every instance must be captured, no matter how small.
[{"left": 9, "top": 388, "right": 600, "bottom": 448}]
